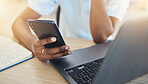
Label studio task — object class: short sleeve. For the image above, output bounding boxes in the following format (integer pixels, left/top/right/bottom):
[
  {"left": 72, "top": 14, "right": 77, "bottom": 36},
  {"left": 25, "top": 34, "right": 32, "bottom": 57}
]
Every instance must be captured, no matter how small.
[
  {"left": 28, "top": 0, "right": 57, "bottom": 16},
  {"left": 106, "top": 0, "right": 130, "bottom": 21}
]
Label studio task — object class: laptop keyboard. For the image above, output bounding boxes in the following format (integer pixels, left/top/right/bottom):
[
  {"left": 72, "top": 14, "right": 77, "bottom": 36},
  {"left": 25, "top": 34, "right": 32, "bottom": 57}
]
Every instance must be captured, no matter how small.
[{"left": 65, "top": 58, "right": 104, "bottom": 84}]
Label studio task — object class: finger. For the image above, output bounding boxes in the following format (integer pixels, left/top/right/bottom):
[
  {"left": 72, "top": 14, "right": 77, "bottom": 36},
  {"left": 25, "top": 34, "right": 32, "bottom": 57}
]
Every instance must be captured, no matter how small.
[
  {"left": 52, "top": 50, "right": 73, "bottom": 59},
  {"left": 37, "top": 50, "right": 73, "bottom": 61},
  {"left": 46, "top": 45, "right": 70, "bottom": 55},
  {"left": 33, "top": 46, "right": 45, "bottom": 55},
  {"left": 37, "top": 54, "right": 53, "bottom": 61},
  {"left": 39, "top": 37, "right": 56, "bottom": 46}
]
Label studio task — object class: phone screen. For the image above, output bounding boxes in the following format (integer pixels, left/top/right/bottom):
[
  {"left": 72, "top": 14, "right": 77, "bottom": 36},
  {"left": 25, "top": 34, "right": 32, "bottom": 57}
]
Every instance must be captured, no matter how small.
[{"left": 27, "top": 20, "right": 65, "bottom": 48}]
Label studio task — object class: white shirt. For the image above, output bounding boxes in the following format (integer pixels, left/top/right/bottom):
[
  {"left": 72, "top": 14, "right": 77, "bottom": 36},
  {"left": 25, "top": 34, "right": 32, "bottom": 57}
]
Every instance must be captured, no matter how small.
[{"left": 28, "top": 0, "right": 129, "bottom": 40}]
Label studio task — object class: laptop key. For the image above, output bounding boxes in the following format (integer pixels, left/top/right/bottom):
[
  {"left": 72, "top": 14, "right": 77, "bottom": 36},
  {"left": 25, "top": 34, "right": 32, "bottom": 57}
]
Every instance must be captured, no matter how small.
[
  {"left": 68, "top": 72, "right": 75, "bottom": 76},
  {"left": 74, "top": 69, "right": 82, "bottom": 74},
  {"left": 82, "top": 77, "right": 90, "bottom": 81},
  {"left": 71, "top": 67, "right": 78, "bottom": 71},
  {"left": 77, "top": 65, "right": 85, "bottom": 69},
  {"left": 88, "top": 75, "right": 93, "bottom": 79},
  {"left": 71, "top": 75, "right": 78, "bottom": 81},
  {"left": 83, "top": 71, "right": 90, "bottom": 76},
  {"left": 76, "top": 73, "right": 84, "bottom": 78},
  {"left": 75, "top": 79, "right": 84, "bottom": 84},
  {"left": 82, "top": 77, "right": 88, "bottom": 82},
  {"left": 83, "top": 81, "right": 91, "bottom": 84}
]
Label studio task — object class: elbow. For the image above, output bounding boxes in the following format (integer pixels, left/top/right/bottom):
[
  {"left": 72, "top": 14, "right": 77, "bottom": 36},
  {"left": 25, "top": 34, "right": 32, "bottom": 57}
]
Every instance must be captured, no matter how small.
[
  {"left": 11, "top": 20, "right": 16, "bottom": 33},
  {"left": 93, "top": 29, "right": 114, "bottom": 44},
  {"left": 11, "top": 19, "right": 19, "bottom": 42},
  {"left": 93, "top": 35, "right": 108, "bottom": 44},
  {"left": 11, "top": 20, "right": 17, "bottom": 38},
  {"left": 11, "top": 18, "right": 19, "bottom": 34},
  {"left": 11, "top": 18, "right": 23, "bottom": 40},
  {"left": 11, "top": 18, "right": 23, "bottom": 35}
]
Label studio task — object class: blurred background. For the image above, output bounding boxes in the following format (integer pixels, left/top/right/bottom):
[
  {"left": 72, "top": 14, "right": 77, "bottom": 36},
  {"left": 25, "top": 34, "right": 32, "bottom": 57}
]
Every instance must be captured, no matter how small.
[{"left": 0, "top": 0, "right": 148, "bottom": 39}]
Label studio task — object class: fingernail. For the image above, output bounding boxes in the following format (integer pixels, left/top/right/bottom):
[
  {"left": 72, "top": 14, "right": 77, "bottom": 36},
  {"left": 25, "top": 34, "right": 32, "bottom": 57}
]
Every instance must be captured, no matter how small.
[
  {"left": 68, "top": 51, "right": 72, "bottom": 55},
  {"left": 51, "top": 37, "right": 56, "bottom": 42},
  {"left": 65, "top": 46, "right": 69, "bottom": 50}
]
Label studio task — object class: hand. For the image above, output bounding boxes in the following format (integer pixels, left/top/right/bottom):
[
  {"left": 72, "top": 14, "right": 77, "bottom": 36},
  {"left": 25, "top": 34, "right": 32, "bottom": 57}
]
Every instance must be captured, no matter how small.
[{"left": 31, "top": 37, "right": 73, "bottom": 61}]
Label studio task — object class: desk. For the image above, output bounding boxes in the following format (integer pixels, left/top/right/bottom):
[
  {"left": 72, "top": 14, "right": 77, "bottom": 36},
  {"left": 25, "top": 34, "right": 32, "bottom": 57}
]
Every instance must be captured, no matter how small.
[
  {"left": 0, "top": 37, "right": 148, "bottom": 84},
  {"left": 0, "top": 37, "right": 95, "bottom": 84}
]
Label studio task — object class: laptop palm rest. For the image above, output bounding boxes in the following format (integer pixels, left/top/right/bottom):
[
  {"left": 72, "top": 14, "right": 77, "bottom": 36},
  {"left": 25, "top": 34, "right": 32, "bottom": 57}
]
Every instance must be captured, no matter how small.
[{"left": 50, "top": 42, "right": 111, "bottom": 84}]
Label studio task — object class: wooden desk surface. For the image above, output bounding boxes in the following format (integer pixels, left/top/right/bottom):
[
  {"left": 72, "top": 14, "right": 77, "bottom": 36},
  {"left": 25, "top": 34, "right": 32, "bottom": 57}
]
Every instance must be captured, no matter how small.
[
  {"left": 1, "top": 37, "right": 148, "bottom": 84},
  {"left": 0, "top": 37, "right": 148, "bottom": 84},
  {"left": 0, "top": 37, "right": 95, "bottom": 84}
]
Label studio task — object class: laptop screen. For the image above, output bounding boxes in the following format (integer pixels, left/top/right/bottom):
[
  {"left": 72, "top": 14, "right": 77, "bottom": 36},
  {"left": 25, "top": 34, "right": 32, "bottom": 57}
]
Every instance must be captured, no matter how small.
[{"left": 93, "top": 19, "right": 148, "bottom": 84}]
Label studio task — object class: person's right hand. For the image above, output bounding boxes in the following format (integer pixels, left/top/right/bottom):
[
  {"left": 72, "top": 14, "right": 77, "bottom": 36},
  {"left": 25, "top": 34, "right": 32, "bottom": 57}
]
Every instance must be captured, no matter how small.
[{"left": 31, "top": 37, "right": 73, "bottom": 61}]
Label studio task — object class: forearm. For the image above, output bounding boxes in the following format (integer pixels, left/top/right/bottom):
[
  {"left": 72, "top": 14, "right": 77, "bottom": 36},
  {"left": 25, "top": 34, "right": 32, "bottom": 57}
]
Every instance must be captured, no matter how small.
[
  {"left": 12, "top": 7, "right": 41, "bottom": 51},
  {"left": 90, "top": 0, "right": 114, "bottom": 43},
  {"left": 12, "top": 18, "right": 38, "bottom": 51}
]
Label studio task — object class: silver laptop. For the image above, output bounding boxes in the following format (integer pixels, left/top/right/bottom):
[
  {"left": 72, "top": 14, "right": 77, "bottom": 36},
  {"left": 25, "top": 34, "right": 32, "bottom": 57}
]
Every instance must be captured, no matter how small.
[{"left": 50, "top": 18, "right": 148, "bottom": 84}]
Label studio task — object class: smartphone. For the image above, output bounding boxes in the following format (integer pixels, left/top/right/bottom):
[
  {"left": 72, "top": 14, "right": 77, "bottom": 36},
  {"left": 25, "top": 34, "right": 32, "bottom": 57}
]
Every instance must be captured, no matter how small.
[{"left": 27, "top": 19, "right": 65, "bottom": 48}]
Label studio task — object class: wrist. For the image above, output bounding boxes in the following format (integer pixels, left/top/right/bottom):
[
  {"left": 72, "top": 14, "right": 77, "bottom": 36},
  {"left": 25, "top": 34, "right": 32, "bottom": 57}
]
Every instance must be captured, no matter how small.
[{"left": 30, "top": 39, "right": 38, "bottom": 51}]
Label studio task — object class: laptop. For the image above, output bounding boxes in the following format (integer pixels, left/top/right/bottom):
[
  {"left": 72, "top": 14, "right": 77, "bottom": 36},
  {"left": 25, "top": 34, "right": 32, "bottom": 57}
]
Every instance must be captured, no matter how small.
[{"left": 50, "top": 18, "right": 148, "bottom": 84}]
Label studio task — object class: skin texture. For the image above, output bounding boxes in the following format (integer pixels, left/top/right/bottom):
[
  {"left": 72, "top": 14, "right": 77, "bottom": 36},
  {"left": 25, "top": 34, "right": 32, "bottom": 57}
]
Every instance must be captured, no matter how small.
[
  {"left": 12, "top": 7, "right": 73, "bottom": 61},
  {"left": 12, "top": 1, "right": 119, "bottom": 61},
  {"left": 90, "top": 0, "right": 119, "bottom": 43}
]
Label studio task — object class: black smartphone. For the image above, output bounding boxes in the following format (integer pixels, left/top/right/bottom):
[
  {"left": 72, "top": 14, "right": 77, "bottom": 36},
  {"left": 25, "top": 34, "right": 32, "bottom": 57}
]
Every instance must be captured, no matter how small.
[{"left": 27, "top": 19, "right": 65, "bottom": 48}]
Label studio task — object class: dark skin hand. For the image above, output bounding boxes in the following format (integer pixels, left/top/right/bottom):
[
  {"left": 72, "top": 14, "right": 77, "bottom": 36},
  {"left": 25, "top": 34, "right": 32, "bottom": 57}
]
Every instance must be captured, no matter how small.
[
  {"left": 32, "top": 37, "right": 72, "bottom": 61},
  {"left": 12, "top": 7, "right": 73, "bottom": 61}
]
